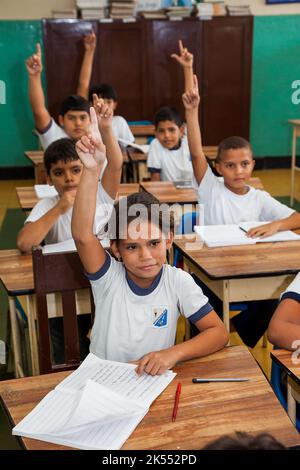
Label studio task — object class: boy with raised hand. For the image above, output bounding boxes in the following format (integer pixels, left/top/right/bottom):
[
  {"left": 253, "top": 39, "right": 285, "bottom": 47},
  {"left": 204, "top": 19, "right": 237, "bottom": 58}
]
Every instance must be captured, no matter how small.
[
  {"left": 76, "top": 30, "right": 97, "bottom": 99},
  {"left": 17, "top": 101, "right": 122, "bottom": 254},
  {"left": 26, "top": 42, "right": 91, "bottom": 150}
]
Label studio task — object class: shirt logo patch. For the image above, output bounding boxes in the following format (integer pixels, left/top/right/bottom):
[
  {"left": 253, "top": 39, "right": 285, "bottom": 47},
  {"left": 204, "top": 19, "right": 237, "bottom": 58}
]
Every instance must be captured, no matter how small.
[{"left": 152, "top": 307, "right": 168, "bottom": 328}]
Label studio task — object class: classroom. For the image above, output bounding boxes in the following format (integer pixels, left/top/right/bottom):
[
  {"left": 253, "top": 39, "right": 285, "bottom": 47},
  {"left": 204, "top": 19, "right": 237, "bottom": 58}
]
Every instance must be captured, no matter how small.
[{"left": 0, "top": 0, "right": 300, "bottom": 454}]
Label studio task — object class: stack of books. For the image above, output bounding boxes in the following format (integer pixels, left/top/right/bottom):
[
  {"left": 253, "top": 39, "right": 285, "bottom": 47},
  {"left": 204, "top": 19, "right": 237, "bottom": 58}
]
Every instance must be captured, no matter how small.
[
  {"left": 226, "top": 4, "right": 251, "bottom": 16},
  {"left": 109, "top": 0, "right": 137, "bottom": 19},
  {"left": 139, "top": 9, "right": 167, "bottom": 18},
  {"left": 212, "top": 2, "right": 226, "bottom": 16},
  {"left": 165, "top": 6, "right": 192, "bottom": 19},
  {"left": 52, "top": 9, "right": 77, "bottom": 18},
  {"left": 196, "top": 2, "right": 213, "bottom": 20},
  {"left": 76, "top": 0, "right": 108, "bottom": 19}
]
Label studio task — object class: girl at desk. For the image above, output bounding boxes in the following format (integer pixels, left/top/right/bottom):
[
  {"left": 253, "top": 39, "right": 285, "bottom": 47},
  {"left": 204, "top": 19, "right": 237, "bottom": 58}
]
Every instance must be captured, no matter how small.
[{"left": 71, "top": 104, "right": 228, "bottom": 375}]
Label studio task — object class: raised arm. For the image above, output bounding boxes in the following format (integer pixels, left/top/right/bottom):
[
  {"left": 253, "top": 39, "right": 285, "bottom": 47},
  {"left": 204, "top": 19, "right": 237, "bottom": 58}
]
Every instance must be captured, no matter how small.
[
  {"left": 25, "top": 43, "right": 51, "bottom": 131},
  {"left": 171, "top": 39, "right": 194, "bottom": 93},
  {"left": 72, "top": 107, "right": 107, "bottom": 273},
  {"left": 77, "top": 31, "right": 96, "bottom": 100},
  {"left": 93, "top": 94, "right": 123, "bottom": 199},
  {"left": 183, "top": 75, "right": 207, "bottom": 184}
]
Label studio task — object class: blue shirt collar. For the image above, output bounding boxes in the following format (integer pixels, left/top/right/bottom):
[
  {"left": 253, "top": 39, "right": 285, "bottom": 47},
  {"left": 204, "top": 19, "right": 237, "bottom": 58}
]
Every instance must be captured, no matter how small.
[{"left": 125, "top": 267, "right": 163, "bottom": 296}]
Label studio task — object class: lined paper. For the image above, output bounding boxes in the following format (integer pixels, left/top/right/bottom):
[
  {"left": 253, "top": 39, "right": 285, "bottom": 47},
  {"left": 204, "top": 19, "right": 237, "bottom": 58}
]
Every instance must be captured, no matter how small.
[{"left": 13, "top": 353, "right": 176, "bottom": 449}]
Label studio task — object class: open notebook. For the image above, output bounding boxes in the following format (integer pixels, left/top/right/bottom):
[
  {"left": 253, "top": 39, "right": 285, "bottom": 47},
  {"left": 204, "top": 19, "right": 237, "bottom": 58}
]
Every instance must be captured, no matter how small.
[
  {"left": 34, "top": 184, "right": 58, "bottom": 198},
  {"left": 118, "top": 138, "right": 149, "bottom": 154},
  {"left": 42, "top": 238, "right": 110, "bottom": 254},
  {"left": 13, "top": 353, "right": 176, "bottom": 450},
  {"left": 194, "top": 222, "right": 300, "bottom": 248}
]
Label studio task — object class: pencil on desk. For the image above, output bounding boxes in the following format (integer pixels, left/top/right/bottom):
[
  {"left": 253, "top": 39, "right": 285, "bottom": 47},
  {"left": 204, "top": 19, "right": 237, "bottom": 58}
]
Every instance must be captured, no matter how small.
[{"left": 172, "top": 382, "right": 182, "bottom": 422}]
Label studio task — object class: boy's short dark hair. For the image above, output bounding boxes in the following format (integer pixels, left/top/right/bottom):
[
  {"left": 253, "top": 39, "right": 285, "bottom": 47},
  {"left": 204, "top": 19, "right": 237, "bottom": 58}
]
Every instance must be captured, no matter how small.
[
  {"left": 216, "top": 136, "right": 252, "bottom": 162},
  {"left": 106, "top": 191, "right": 174, "bottom": 242},
  {"left": 44, "top": 138, "right": 79, "bottom": 175},
  {"left": 59, "top": 95, "right": 90, "bottom": 117},
  {"left": 89, "top": 84, "right": 117, "bottom": 103},
  {"left": 154, "top": 107, "right": 184, "bottom": 129},
  {"left": 202, "top": 432, "right": 286, "bottom": 450}
]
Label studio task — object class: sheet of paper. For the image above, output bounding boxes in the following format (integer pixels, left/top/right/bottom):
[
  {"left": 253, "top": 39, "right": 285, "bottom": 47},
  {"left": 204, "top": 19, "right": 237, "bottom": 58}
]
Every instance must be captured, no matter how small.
[
  {"left": 34, "top": 184, "right": 58, "bottom": 198},
  {"left": 13, "top": 353, "right": 176, "bottom": 450},
  {"left": 118, "top": 138, "right": 149, "bottom": 154},
  {"left": 194, "top": 225, "right": 256, "bottom": 247}
]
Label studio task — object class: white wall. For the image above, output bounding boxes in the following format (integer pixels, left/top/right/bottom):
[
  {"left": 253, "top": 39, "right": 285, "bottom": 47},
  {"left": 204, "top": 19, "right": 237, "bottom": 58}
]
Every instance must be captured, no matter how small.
[
  {"left": 0, "top": 0, "right": 76, "bottom": 19},
  {"left": 224, "top": 0, "right": 300, "bottom": 16}
]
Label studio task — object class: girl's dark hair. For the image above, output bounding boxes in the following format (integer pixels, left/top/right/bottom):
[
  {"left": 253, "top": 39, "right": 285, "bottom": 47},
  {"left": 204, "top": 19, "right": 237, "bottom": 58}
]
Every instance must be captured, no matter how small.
[
  {"left": 216, "top": 136, "right": 252, "bottom": 162},
  {"left": 44, "top": 138, "right": 79, "bottom": 175},
  {"left": 202, "top": 432, "right": 286, "bottom": 451},
  {"left": 105, "top": 191, "right": 174, "bottom": 242}
]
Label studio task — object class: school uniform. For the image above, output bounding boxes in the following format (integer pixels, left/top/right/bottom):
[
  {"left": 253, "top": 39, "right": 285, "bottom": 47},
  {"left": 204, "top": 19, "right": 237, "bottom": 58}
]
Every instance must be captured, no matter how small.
[
  {"left": 193, "top": 165, "right": 295, "bottom": 348},
  {"left": 147, "top": 136, "right": 193, "bottom": 182},
  {"left": 86, "top": 252, "right": 213, "bottom": 363},
  {"left": 280, "top": 273, "right": 300, "bottom": 303}
]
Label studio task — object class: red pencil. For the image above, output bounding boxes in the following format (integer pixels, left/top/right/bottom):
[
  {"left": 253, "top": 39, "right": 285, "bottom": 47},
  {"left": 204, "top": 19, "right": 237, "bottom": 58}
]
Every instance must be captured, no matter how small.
[{"left": 172, "top": 382, "right": 182, "bottom": 422}]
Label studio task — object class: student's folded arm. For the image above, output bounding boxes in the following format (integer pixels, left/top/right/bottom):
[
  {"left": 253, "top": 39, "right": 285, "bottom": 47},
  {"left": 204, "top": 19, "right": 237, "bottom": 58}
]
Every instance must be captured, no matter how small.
[
  {"left": 267, "top": 298, "right": 300, "bottom": 350},
  {"left": 100, "top": 127, "right": 123, "bottom": 200}
]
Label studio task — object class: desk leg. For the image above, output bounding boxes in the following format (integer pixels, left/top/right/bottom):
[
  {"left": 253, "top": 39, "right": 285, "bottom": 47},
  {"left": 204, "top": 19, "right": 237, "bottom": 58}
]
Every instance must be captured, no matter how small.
[
  {"left": 26, "top": 295, "right": 40, "bottom": 375},
  {"left": 291, "top": 127, "right": 296, "bottom": 207},
  {"left": 222, "top": 281, "right": 230, "bottom": 346},
  {"left": 287, "top": 377, "right": 297, "bottom": 425},
  {"left": 8, "top": 297, "right": 24, "bottom": 378}
]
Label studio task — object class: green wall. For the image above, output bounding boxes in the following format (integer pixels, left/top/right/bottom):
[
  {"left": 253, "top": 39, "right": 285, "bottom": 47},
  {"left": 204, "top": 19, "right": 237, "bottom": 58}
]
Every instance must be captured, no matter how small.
[
  {"left": 0, "top": 21, "right": 42, "bottom": 167},
  {"left": 251, "top": 15, "right": 300, "bottom": 157},
  {"left": 1, "top": 17, "right": 300, "bottom": 167}
]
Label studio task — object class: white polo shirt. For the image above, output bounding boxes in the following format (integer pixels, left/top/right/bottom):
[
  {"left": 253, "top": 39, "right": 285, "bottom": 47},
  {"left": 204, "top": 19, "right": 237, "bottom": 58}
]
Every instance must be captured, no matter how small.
[
  {"left": 198, "top": 166, "right": 294, "bottom": 225},
  {"left": 147, "top": 136, "right": 193, "bottom": 182},
  {"left": 25, "top": 184, "right": 114, "bottom": 245},
  {"left": 87, "top": 253, "right": 213, "bottom": 363}
]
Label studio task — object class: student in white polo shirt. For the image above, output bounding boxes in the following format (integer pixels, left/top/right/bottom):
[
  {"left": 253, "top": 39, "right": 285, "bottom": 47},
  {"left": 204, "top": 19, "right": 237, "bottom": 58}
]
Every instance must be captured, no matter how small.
[
  {"left": 72, "top": 131, "right": 228, "bottom": 373},
  {"left": 268, "top": 273, "right": 300, "bottom": 350},
  {"left": 147, "top": 107, "right": 193, "bottom": 183}
]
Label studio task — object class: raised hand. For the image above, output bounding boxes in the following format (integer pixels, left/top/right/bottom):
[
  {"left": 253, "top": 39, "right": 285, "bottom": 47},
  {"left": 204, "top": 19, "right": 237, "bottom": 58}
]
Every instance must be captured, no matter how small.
[
  {"left": 182, "top": 74, "right": 200, "bottom": 110},
  {"left": 92, "top": 93, "right": 113, "bottom": 129},
  {"left": 76, "top": 107, "right": 106, "bottom": 169},
  {"left": 25, "top": 43, "right": 43, "bottom": 75},
  {"left": 171, "top": 39, "right": 193, "bottom": 69},
  {"left": 83, "top": 30, "right": 96, "bottom": 52}
]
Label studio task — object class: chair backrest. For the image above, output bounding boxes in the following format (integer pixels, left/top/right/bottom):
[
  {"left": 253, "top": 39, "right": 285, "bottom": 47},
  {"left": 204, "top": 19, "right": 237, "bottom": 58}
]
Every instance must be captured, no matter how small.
[{"left": 32, "top": 246, "right": 94, "bottom": 374}]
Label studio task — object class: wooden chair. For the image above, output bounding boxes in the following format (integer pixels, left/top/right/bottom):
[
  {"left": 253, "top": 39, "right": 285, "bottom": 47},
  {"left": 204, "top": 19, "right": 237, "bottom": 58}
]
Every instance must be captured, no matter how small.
[{"left": 32, "top": 246, "right": 94, "bottom": 374}]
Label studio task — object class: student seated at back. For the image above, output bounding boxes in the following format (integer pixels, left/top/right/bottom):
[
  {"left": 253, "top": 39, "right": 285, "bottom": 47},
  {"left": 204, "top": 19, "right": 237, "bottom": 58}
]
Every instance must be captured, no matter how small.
[
  {"left": 72, "top": 124, "right": 228, "bottom": 373},
  {"left": 268, "top": 273, "right": 300, "bottom": 350},
  {"left": 25, "top": 42, "right": 92, "bottom": 150},
  {"left": 174, "top": 42, "right": 300, "bottom": 347},
  {"left": 147, "top": 107, "right": 193, "bottom": 182}
]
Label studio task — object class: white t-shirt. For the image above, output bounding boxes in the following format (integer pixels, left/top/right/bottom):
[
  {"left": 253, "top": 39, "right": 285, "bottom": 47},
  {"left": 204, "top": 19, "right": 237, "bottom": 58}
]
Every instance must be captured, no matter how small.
[
  {"left": 87, "top": 253, "right": 213, "bottom": 363},
  {"left": 280, "top": 273, "right": 300, "bottom": 303},
  {"left": 25, "top": 184, "right": 114, "bottom": 245},
  {"left": 35, "top": 119, "right": 68, "bottom": 150},
  {"left": 147, "top": 136, "right": 193, "bottom": 182},
  {"left": 198, "top": 166, "right": 294, "bottom": 225},
  {"left": 112, "top": 116, "right": 134, "bottom": 143}
]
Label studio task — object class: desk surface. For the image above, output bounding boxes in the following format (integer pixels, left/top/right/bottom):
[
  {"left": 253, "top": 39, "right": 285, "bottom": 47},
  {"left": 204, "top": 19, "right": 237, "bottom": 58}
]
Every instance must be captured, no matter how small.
[
  {"left": 129, "top": 124, "right": 155, "bottom": 136},
  {"left": 140, "top": 181, "right": 198, "bottom": 204},
  {"left": 0, "top": 249, "right": 33, "bottom": 294},
  {"left": 25, "top": 149, "right": 129, "bottom": 165},
  {"left": 174, "top": 235, "right": 300, "bottom": 280},
  {"left": 16, "top": 183, "right": 139, "bottom": 211},
  {"left": 288, "top": 119, "right": 300, "bottom": 126},
  {"left": 1, "top": 345, "right": 299, "bottom": 450},
  {"left": 271, "top": 349, "right": 300, "bottom": 385}
]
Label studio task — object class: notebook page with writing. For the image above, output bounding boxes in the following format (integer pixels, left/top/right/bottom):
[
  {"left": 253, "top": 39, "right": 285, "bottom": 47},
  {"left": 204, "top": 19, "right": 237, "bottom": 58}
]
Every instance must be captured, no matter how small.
[
  {"left": 194, "top": 225, "right": 256, "bottom": 247},
  {"left": 13, "top": 353, "right": 176, "bottom": 449}
]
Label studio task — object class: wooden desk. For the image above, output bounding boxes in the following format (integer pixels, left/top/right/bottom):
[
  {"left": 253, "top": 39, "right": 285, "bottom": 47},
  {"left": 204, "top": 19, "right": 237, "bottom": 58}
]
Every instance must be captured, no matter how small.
[
  {"left": 16, "top": 183, "right": 140, "bottom": 211},
  {"left": 140, "top": 181, "right": 198, "bottom": 205},
  {"left": 129, "top": 123, "right": 155, "bottom": 137},
  {"left": 25, "top": 151, "right": 46, "bottom": 184},
  {"left": 126, "top": 147, "right": 148, "bottom": 183},
  {"left": 1, "top": 345, "right": 299, "bottom": 450},
  {"left": 288, "top": 119, "right": 300, "bottom": 206},
  {"left": 173, "top": 236, "right": 300, "bottom": 336},
  {"left": 271, "top": 349, "right": 300, "bottom": 426}
]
